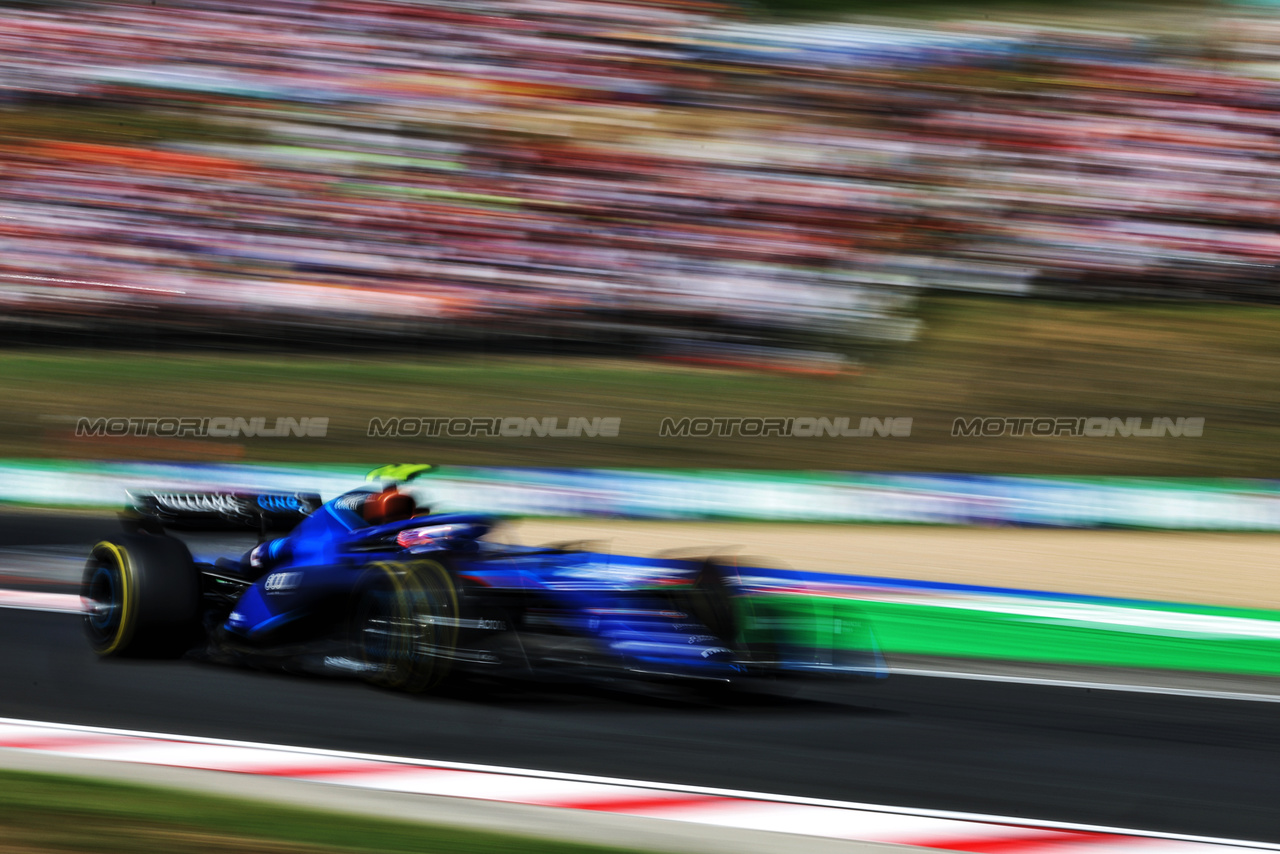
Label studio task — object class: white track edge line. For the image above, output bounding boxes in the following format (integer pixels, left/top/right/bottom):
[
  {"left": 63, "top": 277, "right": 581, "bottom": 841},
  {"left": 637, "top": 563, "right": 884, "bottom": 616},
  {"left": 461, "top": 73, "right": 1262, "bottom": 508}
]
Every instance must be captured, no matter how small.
[
  {"left": 891, "top": 668, "right": 1280, "bottom": 703},
  {"left": 1, "top": 716, "right": 1276, "bottom": 851}
]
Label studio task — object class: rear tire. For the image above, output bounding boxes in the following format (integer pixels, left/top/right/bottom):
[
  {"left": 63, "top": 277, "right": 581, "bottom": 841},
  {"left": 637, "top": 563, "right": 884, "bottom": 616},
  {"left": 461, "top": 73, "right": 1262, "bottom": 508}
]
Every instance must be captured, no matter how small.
[
  {"left": 351, "top": 559, "right": 459, "bottom": 693},
  {"left": 82, "top": 534, "right": 201, "bottom": 658}
]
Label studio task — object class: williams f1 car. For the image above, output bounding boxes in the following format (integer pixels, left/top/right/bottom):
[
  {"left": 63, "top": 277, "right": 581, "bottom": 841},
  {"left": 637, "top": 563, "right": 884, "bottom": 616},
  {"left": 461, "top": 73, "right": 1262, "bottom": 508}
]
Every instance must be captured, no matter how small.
[{"left": 83, "top": 466, "right": 885, "bottom": 693}]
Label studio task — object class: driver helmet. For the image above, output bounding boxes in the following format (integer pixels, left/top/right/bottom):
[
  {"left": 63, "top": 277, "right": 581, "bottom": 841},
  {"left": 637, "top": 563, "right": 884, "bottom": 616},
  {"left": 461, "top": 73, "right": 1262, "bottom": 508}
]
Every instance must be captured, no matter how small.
[{"left": 362, "top": 486, "right": 418, "bottom": 526}]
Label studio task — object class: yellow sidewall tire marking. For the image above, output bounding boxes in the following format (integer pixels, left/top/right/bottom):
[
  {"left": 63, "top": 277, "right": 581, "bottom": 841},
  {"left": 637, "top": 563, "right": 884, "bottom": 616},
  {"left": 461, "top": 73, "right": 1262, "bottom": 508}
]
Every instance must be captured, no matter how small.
[
  {"left": 395, "top": 559, "right": 458, "bottom": 692},
  {"left": 94, "top": 541, "right": 136, "bottom": 656}
]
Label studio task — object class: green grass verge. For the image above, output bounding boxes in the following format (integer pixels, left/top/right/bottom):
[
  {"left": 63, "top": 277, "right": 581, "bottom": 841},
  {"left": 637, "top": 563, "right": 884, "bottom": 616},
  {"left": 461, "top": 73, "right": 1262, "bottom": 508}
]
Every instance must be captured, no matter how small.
[
  {"left": 5, "top": 296, "right": 1280, "bottom": 475},
  {"left": 0, "top": 768, "right": 650, "bottom": 854},
  {"left": 0, "top": 105, "right": 261, "bottom": 146}
]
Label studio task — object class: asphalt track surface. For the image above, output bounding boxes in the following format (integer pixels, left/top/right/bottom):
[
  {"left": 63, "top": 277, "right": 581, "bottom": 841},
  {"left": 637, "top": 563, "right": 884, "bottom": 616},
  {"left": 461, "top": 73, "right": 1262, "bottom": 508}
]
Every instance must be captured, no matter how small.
[{"left": 2, "top": 513, "right": 1280, "bottom": 844}]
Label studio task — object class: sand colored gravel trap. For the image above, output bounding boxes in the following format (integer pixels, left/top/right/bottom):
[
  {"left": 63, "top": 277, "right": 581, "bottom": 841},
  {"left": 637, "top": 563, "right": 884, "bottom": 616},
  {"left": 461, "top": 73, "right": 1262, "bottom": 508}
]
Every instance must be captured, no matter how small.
[{"left": 504, "top": 520, "right": 1280, "bottom": 611}]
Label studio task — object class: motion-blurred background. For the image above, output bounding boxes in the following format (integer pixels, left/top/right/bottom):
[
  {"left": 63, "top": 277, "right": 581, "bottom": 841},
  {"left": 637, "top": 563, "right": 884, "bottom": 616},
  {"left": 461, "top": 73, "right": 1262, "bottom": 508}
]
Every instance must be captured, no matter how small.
[
  {"left": 2, "top": 0, "right": 1278, "bottom": 474},
  {"left": 4, "top": 10, "right": 1280, "bottom": 848}
]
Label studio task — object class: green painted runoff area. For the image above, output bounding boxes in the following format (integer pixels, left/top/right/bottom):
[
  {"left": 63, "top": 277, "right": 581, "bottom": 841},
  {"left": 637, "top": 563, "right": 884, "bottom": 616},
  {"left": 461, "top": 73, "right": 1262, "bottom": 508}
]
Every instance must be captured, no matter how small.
[{"left": 757, "top": 594, "right": 1280, "bottom": 677}]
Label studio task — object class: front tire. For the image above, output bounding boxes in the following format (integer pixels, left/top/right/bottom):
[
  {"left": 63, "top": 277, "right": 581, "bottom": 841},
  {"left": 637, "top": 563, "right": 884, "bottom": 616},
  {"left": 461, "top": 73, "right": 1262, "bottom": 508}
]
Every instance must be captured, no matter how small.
[
  {"left": 82, "top": 534, "right": 201, "bottom": 658},
  {"left": 682, "top": 559, "right": 741, "bottom": 648},
  {"left": 676, "top": 558, "right": 788, "bottom": 680},
  {"left": 351, "top": 559, "right": 459, "bottom": 693}
]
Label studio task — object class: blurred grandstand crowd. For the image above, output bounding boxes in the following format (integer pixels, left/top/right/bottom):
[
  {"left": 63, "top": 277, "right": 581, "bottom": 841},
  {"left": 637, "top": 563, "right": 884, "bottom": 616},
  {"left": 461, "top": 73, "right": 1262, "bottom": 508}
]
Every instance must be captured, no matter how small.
[{"left": 2, "top": 0, "right": 1279, "bottom": 350}]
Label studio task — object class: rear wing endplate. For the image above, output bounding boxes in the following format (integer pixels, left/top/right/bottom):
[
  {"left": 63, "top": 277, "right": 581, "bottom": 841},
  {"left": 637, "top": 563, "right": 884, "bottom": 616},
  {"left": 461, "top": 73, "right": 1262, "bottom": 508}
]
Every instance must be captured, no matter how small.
[{"left": 123, "top": 491, "right": 322, "bottom": 533}]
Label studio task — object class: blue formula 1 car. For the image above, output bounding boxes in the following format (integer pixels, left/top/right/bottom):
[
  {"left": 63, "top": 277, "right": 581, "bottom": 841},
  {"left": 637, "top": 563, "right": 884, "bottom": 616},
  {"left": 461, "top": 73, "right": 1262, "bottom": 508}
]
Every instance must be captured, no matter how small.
[{"left": 82, "top": 466, "right": 885, "bottom": 693}]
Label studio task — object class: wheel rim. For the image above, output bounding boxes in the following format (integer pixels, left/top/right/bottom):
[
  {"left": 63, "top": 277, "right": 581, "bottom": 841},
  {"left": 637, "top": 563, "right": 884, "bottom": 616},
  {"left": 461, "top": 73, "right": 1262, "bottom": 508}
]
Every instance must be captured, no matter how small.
[
  {"left": 355, "top": 581, "right": 410, "bottom": 683},
  {"left": 84, "top": 559, "right": 123, "bottom": 650}
]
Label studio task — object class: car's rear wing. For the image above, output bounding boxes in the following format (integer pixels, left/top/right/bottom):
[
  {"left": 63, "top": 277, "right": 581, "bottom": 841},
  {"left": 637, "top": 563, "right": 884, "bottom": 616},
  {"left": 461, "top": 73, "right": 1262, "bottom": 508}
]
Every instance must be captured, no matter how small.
[{"left": 123, "top": 491, "right": 322, "bottom": 533}]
